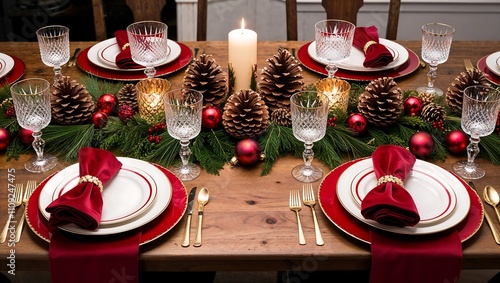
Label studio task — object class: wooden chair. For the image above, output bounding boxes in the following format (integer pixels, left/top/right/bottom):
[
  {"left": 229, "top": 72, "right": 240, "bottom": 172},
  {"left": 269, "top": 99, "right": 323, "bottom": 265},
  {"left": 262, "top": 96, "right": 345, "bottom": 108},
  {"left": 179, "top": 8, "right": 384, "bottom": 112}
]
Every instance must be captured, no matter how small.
[
  {"left": 92, "top": 0, "right": 167, "bottom": 41},
  {"left": 286, "top": 0, "right": 401, "bottom": 40}
]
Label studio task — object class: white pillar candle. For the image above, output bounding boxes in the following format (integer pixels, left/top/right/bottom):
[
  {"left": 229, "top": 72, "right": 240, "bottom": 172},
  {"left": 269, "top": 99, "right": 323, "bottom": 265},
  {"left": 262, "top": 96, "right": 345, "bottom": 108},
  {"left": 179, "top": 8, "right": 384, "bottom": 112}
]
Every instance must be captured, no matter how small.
[{"left": 228, "top": 18, "right": 257, "bottom": 92}]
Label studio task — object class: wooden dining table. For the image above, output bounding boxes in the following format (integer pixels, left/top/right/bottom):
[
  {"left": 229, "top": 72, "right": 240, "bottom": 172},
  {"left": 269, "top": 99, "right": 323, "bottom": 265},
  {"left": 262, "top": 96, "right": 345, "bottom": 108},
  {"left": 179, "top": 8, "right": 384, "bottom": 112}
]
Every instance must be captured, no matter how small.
[{"left": 1, "top": 40, "right": 500, "bottom": 274}]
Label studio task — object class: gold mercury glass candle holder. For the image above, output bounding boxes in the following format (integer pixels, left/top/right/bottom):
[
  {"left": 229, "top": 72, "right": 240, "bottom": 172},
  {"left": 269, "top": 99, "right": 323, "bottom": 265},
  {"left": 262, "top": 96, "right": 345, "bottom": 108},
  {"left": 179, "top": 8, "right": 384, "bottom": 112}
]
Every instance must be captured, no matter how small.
[
  {"left": 136, "top": 78, "right": 172, "bottom": 123},
  {"left": 315, "top": 78, "right": 351, "bottom": 112}
]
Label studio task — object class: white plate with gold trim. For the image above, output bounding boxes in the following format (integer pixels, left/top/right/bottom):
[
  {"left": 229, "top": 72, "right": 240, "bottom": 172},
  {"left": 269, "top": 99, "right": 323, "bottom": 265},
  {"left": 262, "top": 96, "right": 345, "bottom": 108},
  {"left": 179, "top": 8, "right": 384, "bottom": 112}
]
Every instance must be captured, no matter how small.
[
  {"left": 337, "top": 158, "right": 470, "bottom": 235},
  {"left": 87, "top": 37, "right": 181, "bottom": 71},
  {"left": 485, "top": 51, "right": 500, "bottom": 77},
  {"left": 307, "top": 38, "right": 408, "bottom": 72},
  {"left": 39, "top": 157, "right": 172, "bottom": 235}
]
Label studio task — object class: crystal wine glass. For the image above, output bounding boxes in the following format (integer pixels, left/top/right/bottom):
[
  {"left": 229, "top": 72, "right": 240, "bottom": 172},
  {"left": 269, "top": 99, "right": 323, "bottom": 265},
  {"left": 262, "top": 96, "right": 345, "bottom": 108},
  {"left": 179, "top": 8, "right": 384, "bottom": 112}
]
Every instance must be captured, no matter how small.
[
  {"left": 127, "top": 21, "right": 169, "bottom": 79},
  {"left": 315, "top": 19, "right": 355, "bottom": 78},
  {"left": 290, "top": 91, "right": 329, "bottom": 183},
  {"left": 453, "top": 85, "right": 500, "bottom": 179},
  {"left": 164, "top": 88, "right": 203, "bottom": 181},
  {"left": 10, "top": 78, "right": 57, "bottom": 173},
  {"left": 36, "top": 25, "right": 70, "bottom": 83},
  {"left": 416, "top": 23, "right": 455, "bottom": 96}
]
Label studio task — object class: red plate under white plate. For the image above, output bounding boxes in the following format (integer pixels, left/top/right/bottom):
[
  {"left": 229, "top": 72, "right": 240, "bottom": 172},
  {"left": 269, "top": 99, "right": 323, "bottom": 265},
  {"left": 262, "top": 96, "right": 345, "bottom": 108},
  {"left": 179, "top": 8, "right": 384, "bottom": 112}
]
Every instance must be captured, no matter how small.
[
  {"left": 77, "top": 42, "right": 192, "bottom": 81},
  {"left": 0, "top": 54, "right": 25, "bottom": 87},
  {"left": 319, "top": 158, "right": 483, "bottom": 244},
  {"left": 297, "top": 41, "right": 420, "bottom": 81},
  {"left": 477, "top": 55, "right": 500, "bottom": 85},
  {"left": 26, "top": 164, "right": 187, "bottom": 245}
]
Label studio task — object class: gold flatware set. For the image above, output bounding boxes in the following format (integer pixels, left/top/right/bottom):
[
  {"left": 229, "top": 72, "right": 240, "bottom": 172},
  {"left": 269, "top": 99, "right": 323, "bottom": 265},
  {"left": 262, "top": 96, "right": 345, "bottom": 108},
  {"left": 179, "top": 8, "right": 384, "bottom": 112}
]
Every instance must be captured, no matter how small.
[
  {"left": 182, "top": 187, "right": 210, "bottom": 247},
  {"left": 1, "top": 181, "right": 36, "bottom": 244},
  {"left": 469, "top": 182, "right": 500, "bottom": 245},
  {"left": 289, "top": 185, "right": 323, "bottom": 246}
]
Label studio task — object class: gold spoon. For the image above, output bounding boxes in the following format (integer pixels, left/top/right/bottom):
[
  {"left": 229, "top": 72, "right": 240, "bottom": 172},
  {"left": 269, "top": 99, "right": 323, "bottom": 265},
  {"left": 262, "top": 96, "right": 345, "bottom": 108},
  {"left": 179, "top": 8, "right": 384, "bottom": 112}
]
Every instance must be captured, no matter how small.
[
  {"left": 484, "top": 186, "right": 500, "bottom": 224},
  {"left": 193, "top": 187, "right": 209, "bottom": 247}
]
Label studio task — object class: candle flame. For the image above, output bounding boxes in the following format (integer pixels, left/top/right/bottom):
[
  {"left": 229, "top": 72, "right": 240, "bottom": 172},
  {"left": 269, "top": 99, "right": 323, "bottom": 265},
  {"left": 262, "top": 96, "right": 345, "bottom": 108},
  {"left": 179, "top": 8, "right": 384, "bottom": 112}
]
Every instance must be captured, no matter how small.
[{"left": 241, "top": 18, "right": 245, "bottom": 29}]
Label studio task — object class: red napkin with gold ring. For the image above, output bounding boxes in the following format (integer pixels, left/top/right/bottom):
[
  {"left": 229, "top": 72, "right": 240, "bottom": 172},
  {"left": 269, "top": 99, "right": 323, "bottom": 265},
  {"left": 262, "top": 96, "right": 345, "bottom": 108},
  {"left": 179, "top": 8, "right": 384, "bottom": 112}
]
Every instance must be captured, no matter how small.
[
  {"left": 353, "top": 26, "right": 394, "bottom": 68},
  {"left": 114, "top": 30, "right": 144, "bottom": 69},
  {"left": 360, "top": 145, "right": 420, "bottom": 227},
  {"left": 45, "top": 147, "right": 122, "bottom": 230}
]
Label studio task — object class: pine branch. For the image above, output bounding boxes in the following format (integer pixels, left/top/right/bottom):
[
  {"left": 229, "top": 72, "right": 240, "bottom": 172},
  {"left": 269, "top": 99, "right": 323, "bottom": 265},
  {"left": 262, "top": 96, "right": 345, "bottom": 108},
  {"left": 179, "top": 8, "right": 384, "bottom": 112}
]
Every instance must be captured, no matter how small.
[
  {"left": 480, "top": 134, "right": 500, "bottom": 164},
  {"left": 79, "top": 75, "right": 123, "bottom": 100},
  {"left": 258, "top": 123, "right": 301, "bottom": 176},
  {"left": 43, "top": 124, "right": 96, "bottom": 161},
  {"left": 192, "top": 133, "right": 226, "bottom": 175}
]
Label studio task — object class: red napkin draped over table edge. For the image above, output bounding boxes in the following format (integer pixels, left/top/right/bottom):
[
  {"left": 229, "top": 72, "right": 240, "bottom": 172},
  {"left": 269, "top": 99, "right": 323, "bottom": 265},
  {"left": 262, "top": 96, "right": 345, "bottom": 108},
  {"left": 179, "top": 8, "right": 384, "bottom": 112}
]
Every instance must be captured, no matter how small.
[
  {"left": 363, "top": 145, "right": 463, "bottom": 283},
  {"left": 45, "top": 146, "right": 123, "bottom": 230},
  {"left": 360, "top": 145, "right": 420, "bottom": 227},
  {"left": 114, "top": 30, "right": 144, "bottom": 69},
  {"left": 353, "top": 26, "right": 394, "bottom": 68}
]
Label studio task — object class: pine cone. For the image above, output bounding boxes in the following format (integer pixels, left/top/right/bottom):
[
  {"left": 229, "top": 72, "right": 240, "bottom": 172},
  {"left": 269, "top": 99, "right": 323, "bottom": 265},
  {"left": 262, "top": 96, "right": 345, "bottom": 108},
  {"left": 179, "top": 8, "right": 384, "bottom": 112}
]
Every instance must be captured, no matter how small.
[
  {"left": 357, "top": 77, "right": 403, "bottom": 127},
  {"left": 417, "top": 92, "right": 435, "bottom": 106},
  {"left": 258, "top": 48, "right": 304, "bottom": 112},
  {"left": 421, "top": 102, "right": 446, "bottom": 123},
  {"left": 446, "top": 68, "right": 490, "bottom": 114},
  {"left": 183, "top": 54, "right": 227, "bottom": 107},
  {"left": 223, "top": 89, "right": 269, "bottom": 139},
  {"left": 117, "top": 84, "right": 138, "bottom": 110},
  {"left": 51, "top": 76, "right": 95, "bottom": 125},
  {"left": 271, "top": 108, "right": 292, "bottom": 127}
]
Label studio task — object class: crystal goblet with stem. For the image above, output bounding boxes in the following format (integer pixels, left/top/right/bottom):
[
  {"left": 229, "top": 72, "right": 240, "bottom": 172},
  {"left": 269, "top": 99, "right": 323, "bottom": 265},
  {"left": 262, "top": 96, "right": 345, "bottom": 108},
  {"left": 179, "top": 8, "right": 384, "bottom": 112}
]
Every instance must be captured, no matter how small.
[
  {"left": 315, "top": 19, "right": 355, "bottom": 78},
  {"left": 36, "top": 25, "right": 70, "bottom": 83},
  {"left": 164, "top": 88, "right": 203, "bottom": 181},
  {"left": 416, "top": 23, "right": 455, "bottom": 96},
  {"left": 10, "top": 78, "right": 57, "bottom": 173},
  {"left": 453, "top": 85, "right": 500, "bottom": 179},
  {"left": 127, "top": 21, "right": 169, "bottom": 79},
  {"left": 290, "top": 91, "right": 329, "bottom": 183}
]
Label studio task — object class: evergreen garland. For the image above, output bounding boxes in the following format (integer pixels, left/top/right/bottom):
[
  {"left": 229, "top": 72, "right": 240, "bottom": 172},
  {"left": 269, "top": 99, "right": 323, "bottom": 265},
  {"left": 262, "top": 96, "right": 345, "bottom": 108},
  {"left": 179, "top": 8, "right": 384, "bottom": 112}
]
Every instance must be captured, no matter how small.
[{"left": 1, "top": 75, "right": 500, "bottom": 176}]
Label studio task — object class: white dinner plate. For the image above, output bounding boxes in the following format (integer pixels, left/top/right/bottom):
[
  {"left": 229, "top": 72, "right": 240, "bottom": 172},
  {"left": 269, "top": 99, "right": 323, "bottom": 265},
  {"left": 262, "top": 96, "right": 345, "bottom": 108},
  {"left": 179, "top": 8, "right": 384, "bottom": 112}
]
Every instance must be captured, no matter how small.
[
  {"left": 39, "top": 157, "right": 172, "bottom": 235},
  {"left": 485, "top": 51, "right": 500, "bottom": 77},
  {"left": 41, "top": 164, "right": 158, "bottom": 226},
  {"left": 87, "top": 37, "right": 181, "bottom": 71},
  {"left": 0, "top": 53, "right": 15, "bottom": 79},
  {"left": 307, "top": 38, "right": 409, "bottom": 72},
  {"left": 337, "top": 158, "right": 470, "bottom": 235},
  {"left": 348, "top": 163, "right": 457, "bottom": 225}
]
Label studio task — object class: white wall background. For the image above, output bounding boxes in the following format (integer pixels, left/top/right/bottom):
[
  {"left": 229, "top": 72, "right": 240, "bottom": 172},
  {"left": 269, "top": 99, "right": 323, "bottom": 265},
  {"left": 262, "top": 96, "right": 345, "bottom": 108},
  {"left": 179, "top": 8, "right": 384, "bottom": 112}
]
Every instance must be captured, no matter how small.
[{"left": 176, "top": 0, "right": 500, "bottom": 41}]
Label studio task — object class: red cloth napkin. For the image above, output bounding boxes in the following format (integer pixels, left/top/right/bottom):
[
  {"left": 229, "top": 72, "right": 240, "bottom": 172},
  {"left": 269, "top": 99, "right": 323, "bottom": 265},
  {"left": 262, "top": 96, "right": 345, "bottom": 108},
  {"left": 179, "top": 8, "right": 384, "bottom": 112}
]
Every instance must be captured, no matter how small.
[
  {"left": 353, "top": 26, "right": 394, "bottom": 68},
  {"left": 360, "top": 145, "right": 420, "bottom": 227},
  {"left": 369, "top": 227, "right": 463, "bottom": 283},
  {"left": 45, "top": 147, "right": 122, "bottom": 230},
  {"left": 114, "top": 30, "right": 144, "bottom": 69},
  {"left": 49, "top": 229, "right": 141, "bottom": 283}
]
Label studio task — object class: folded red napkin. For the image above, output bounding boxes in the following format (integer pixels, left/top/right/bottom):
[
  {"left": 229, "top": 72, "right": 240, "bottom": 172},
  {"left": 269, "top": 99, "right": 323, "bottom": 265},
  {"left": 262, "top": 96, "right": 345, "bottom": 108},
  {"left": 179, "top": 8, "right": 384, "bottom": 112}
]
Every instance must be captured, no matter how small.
[
  {"left": 360, "top": 145, "right": 420, "bottom": 227},
  {"left": 353, "top": 26, "right": 394, "bottom": 68},
  {"left": 114, "top": 30, "right": 144, "bottom": 69},
  {"left": 369, "top": 227, "right": 463, "bottom": 283},
  {"left": 45, "top": 147, "right": 123, "bottom": 230}
]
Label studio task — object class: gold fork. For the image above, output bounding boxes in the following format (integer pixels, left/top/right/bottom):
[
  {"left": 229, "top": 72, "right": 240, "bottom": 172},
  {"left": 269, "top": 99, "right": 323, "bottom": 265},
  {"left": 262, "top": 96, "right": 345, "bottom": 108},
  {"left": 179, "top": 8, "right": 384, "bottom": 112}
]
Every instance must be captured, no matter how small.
[
  {"left": 303, "top": 184, "right": 324, "bottom": 246},
  {"left": 464, "top": 59, "right": 474, "bottom": 71},
  {"left": 66, "top": 48, "right": 81, "bottom": 67},
  {"left": 15, "top": 181, "right": 36, "bottom": 243},
  {"left": 0, "top": 184, "right": 23, "bottom": 243},
  {"left": 289, "top": 190, "right": 306, "bottom": 245}
]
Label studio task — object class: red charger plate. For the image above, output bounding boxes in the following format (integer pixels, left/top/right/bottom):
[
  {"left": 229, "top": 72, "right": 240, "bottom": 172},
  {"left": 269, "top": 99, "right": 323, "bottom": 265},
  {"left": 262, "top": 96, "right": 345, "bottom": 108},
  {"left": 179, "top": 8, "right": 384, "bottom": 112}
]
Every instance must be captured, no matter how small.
[
  {"left": 77, "top": 42, "right": 192, "bottom": 81},
  {"left": 26, "top": 164, "right": 187, "bottom": 245},
  {"left": 318, "top": 158, "right": 483, "bottom": 244},
  {"left": 297, "top": 41, "right": 420, "bottom": 81},
  {"left": 477, "top": 55, "right": 500, "bottom": 85},
  {"left": 0, "top": 55, "right": 25, "bottom": 87}
]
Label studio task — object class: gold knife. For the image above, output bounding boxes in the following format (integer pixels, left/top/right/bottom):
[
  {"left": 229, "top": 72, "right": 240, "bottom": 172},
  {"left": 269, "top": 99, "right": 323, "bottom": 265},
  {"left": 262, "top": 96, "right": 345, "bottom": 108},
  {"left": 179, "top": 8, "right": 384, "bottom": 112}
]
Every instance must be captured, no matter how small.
[
  {"left": 468, "top": 182, "right": 500, "bottom": 245},
  {"left": 181, "top": 187, "right": 197, "bottom": 247}
]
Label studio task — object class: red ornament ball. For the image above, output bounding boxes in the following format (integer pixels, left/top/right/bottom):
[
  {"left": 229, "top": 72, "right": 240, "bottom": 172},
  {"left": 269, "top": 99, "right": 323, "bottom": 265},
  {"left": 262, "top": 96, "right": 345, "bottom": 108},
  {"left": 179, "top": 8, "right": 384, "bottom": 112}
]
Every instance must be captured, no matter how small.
[
  {"left": 408, "top": 131, "right": 435, "bottom": 158},
  {"left": 19, "top": 128, "right": 34, "bottom": 146},
  {"left": 0, "top": 127, "right": 11, "bottom": 151},
  {"left": 118, "top": 104, "right": 136, "bottom": 121},
  {"left": 404, "top": 96, "right": 423, "bottom": 116},
  {"left": 445, "top": 130, "right": 468, "bottom": 154},
  {"left": 97, "top": 93, "right": 118, "bottom": 115},
  {"left": 91, "top": 111, "right": 108, "bottom": 129},
  {"left": 346, "top": 113, "right": 367, "bottom": 135},
  {"left": 235, "top": 138, "right": 261, "bottom": 166},
  {"left": 202, "top": 106, "right": 222, "bottom": 129}
]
